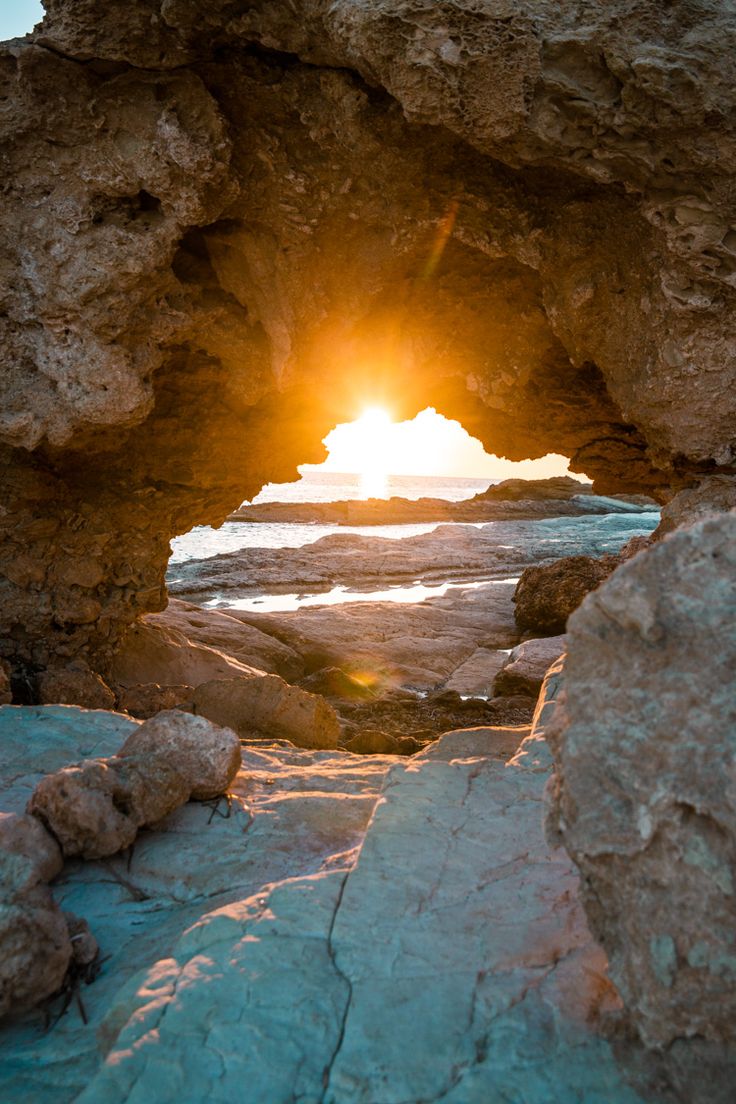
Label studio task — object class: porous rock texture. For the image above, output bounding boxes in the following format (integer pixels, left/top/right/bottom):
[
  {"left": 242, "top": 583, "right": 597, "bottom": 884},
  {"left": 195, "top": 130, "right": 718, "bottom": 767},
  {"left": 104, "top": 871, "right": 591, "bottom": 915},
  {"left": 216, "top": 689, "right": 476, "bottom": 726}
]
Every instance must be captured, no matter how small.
[
  {"left": 513, "top": 553, "right": 615, "bottom": 635},
  {"left": 27, "top": 710, "right": 240, "bottom": 858},
  {"left": 116, "top": 709, "right": 241, "bottom": 800},
  {"left": 2, "top": 0, "right": 736, "bottom": 681},
  {"left": 0, "top": 813, "right": 71, "bottom": 1017},
  {"left": 546, "top": 513, "right": 736, "bottom": 1047}
]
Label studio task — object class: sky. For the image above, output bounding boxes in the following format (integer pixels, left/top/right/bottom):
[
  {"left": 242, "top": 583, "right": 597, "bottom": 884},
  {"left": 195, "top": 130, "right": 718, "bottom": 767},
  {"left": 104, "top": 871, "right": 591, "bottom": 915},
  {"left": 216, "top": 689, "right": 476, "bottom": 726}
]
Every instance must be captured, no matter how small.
[
  {"left": 1, "top": 1, "right": 43, "bottom": 40},
  {"left": 305, "top": 406, "right": 575, "bottom": 481}
]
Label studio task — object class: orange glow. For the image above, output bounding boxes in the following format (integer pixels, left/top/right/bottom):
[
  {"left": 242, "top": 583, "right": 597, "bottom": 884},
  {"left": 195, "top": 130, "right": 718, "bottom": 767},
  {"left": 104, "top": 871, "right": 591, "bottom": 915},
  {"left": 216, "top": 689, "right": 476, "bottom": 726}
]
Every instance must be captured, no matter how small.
[{"left": 306, "top": 406, "right": 577, "bottom": 484}]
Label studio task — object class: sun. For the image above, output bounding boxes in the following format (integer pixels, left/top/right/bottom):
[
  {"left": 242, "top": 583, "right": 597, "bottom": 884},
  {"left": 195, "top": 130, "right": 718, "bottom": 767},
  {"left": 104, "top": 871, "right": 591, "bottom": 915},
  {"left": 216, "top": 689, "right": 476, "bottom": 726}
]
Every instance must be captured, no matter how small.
[{"left": 350, "top": 407, "right": 392, "bottom": 497}]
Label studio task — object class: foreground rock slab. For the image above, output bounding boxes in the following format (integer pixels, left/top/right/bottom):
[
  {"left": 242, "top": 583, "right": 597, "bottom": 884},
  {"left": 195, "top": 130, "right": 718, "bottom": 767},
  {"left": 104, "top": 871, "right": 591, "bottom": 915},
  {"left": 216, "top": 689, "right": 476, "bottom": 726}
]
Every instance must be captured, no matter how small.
[{"left": 547, "top": 514, "right": 736, "bottom": 1047}]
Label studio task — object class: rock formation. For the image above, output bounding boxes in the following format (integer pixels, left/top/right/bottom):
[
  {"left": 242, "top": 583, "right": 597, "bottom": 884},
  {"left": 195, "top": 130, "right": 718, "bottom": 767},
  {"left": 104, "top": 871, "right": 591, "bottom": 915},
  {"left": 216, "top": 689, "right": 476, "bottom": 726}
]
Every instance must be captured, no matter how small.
[
  {"left": 546, "top": 514, "right": 736, "bottom": 1047},
  {"left": 2, "top": 0, "right": 736, "bottom": 682}
]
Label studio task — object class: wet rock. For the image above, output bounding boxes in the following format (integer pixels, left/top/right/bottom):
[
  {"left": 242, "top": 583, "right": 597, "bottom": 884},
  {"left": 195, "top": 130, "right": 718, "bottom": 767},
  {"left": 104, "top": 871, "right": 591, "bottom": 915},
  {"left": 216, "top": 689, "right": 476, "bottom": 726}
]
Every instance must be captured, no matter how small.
[
  {"left": 111, "top": 620, "right": 263, "bottom": 694},
  {"left": 192, "top": 674, "right": 341, "bottom": 750},
  {"left": 655, "top": 476, "right": 736, "bottom": 538},
  {"left": 494, "top": 635, "right": 566, "bottom": 697},
  {"left": 513, "top": 555, "right": 615, "bottom": 635},
  {"left": 115, "top": 682, "right": 192, "bottom": 719},
  {"left": 27, "top": 755, "right": 190, "bottom": 860},
  {"left": 117, "top": 709, "right": 241, "bottom": 800},
  {"left": 36, "top": 664, "right": 116, "bottom": 711},
  {"left": 546, "top": 514, "right": 736, "bottom": 1047},
  {"left": 0, "top": 812, "right": 63, "bottom": 884}
]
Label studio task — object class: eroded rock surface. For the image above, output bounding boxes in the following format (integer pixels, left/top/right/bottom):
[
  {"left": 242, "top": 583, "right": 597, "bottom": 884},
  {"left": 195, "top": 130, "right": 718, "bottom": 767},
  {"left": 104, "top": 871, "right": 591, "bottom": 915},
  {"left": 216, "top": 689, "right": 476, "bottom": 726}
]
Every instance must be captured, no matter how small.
[
  {"left": 192, "top": 674, "right": 341, "bottom": 750},
  {"left": 546, "top": 514, "right": 736, "bottom": 1047},
  {"left": 514, "top": 553, "right": 615, "bottom": 635},
  {"left": 1, "top": 0, "right": 734, "bottom": 676}
]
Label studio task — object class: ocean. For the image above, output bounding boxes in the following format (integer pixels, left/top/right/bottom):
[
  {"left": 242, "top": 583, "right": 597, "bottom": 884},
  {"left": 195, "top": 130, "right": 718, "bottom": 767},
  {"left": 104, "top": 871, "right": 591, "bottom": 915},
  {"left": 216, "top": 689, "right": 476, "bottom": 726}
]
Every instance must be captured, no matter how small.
[{"left": 170, "top": 471, "right": 495, "bottom": 563}]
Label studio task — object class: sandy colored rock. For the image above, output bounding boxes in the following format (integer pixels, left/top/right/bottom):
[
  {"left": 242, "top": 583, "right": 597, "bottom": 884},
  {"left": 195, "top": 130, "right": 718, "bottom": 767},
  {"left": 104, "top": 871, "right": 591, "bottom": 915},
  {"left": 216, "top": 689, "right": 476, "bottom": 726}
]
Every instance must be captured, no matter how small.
[
  {"left": 655, "top": 476, "right": 736, "bottom": 538},
  {"left": 493, "top": 635, "right": 566, "bottom": 697},
  {"left": 442, "top": 647, "right": 508, "bottom": 696},
  {"left": 0, "top": 824, "right": 72, "bottom": 1018},
  {"left": 115, "top": 682, "right": 192, "bottom": 719},
  {"left": 192, "top": 674, "right": 341, "bottom": 750},
  {"left": 415, "top": 725, "right": 529, "bottom": 762},
  {"left": 117, "top": 709, "right": 241, "bottom": 800},
  {"left": 514, "top": 555, "right": 615, "bottom": 635},
  {"left": 110, "top": 619, "right": 263, "bottom": 691},
  {"left": 0, "top": 812, "right": 63, "bottom": 885},
  {"left": 298, "top": 666, "right": 376, "bottom": 702},
  {"left": 546, "top": 514, "right": 736, "bottom": 1047},
  {"left": 36, "top": 664, "right": 116, "bottom": 711},
  {"left": 27, "top": 755, "right": 190, "bottom": 859}
]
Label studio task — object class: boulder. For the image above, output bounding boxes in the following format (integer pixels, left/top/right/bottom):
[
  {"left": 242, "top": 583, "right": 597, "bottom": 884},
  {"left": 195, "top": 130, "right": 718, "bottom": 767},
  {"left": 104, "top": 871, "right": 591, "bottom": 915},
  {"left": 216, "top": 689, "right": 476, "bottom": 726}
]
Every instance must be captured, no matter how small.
[
  {"left": 192, "top": 674, "right": 341, "bottom": 750},
  {"left": 0, "top": 820, "right": 72, "bottom": 1018},
  {"left": 27, "top": 755, "right": 190, "bottom": 860},
  {"left": 546, "top": 514, "right": 736, "bottom": 1047},
  {"left": 110, "top": 620, "right": 263, "bottom": 692},
  {"left": 0, "top": 812, "right": 63, "bottom": 884},
  {"left": 36, "top": 663, "right": 116, "bottom": 710},
  {"left": 117, "top": 710, "right": 241, "bottom": 800},
  {"left": 149, "top": 600, "right": 304, "bottom": 681},
  {"left": 343, "top": 730, "right": 420, "bottom": 756},
  {"left": 655, "top": 476, "right": 736, "bottom": 538},
  {"left": 513, "top": 555, "right": 615, "bottom": 635},
  {"left": 493, "top": 635, "right": 566, "bottom": 697}
]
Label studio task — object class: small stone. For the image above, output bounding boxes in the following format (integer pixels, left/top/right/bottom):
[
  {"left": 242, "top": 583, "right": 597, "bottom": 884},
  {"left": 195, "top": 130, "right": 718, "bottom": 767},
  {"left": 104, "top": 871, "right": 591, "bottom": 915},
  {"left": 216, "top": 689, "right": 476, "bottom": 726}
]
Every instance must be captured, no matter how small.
[
  {"left": 117, "top": 709, "right": 241, "bottom": 800},
  {"left": 493, "top": 635, "right": 566, "bottom": 698},
  {"left": 116, "top": 682, "right": 193, "bottom": 719},
  {"left": 27, "top": 754, "right": 190, "bottom": 860}
]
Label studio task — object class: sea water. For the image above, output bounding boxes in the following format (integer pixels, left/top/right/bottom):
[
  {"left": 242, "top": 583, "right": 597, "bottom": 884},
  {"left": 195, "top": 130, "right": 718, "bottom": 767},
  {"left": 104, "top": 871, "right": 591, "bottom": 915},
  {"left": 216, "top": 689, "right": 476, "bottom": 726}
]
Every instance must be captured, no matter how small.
[{"left": 170, "top": 471, "right": 495, "bottom": 563}]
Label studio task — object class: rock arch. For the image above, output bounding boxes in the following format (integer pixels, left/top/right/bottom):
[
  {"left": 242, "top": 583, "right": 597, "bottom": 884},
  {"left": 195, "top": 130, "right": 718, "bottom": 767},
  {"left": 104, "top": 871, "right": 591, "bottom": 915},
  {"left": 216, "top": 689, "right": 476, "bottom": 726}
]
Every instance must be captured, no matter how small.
[{"left": 1, "top": 0, "right": 734, "bottom": 681}]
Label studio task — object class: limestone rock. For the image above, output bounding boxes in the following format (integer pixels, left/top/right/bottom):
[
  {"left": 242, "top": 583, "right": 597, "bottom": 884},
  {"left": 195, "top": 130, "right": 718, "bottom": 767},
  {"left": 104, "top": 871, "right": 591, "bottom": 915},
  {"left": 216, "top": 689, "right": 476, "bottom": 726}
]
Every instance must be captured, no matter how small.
[
  {"left": 0, "top": 819, "right": 71, "bottom": 1018},
  {"left": 117, "top": 709, "right": 241, "bottom": 800},
  {"left": 546, "top": 514, "right": 736, "bottom": 1047},
  {"left": 655, "top": 477, "right": 736, "bottom": 538},
  {"left": 110, "top": 619, "right": 263, "bottom": 691},
  {"left": 36, "top": 664, "right": 116, "bottom": 711},
  {"left": 298, "top": 666, "right": 376, "bottom": 701},
  {"left": 148, "top": 600, "right": 304, "bottom": 681},
  {"left": 27, "top": 755, "right": 190, "bottom": 859},
  {"left": 442, "top": 647, "right": 508, "bottom": 696},
  {"left": 415, "top": 725, "right": 529, "bottom": 762},
  {"left": 192, "top": 674, "right": 341, "bottom": 750},
  {"left": 63, "top": 912, "right": 99, "bottom": 970},
  {"left": 115, "top": 682, "right": 192, "bottom": 719},
  {"left": 0, "top": 812, "right": 63, "bottom": 885},
  {"left": 493, "top": 635, "right": 566, "bottom": 697},
  {"left": 514, "top": 555, "right": 615, "bottom": 635},
  {"left": 342, "top": 730, "right": 420, "bottom": 756}
]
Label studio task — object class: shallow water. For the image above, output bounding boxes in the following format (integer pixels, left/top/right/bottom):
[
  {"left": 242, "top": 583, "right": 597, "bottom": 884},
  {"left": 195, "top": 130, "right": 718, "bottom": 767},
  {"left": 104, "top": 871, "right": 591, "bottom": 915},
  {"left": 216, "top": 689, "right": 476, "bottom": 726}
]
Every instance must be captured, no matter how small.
[
  {"left": 170, "top": 521, "right": 444, "bottom": 563},
  {"left": 204, "top": 577, "right": 516, "bottom": 614}
]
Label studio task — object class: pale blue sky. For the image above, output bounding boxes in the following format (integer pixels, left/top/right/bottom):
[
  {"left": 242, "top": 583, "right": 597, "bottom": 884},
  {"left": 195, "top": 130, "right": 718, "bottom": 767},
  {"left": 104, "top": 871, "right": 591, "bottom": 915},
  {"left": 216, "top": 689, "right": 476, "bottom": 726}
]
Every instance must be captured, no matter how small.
[{"left": 1, "top": 0, "right": 44, "bottom": 40}]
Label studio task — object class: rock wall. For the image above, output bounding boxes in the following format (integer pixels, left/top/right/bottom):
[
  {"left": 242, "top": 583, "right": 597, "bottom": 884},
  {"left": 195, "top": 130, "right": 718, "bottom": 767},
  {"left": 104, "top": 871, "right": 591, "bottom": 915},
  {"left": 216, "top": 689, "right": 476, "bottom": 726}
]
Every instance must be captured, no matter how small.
[{"left": 2, "top": 3, "right": 735, "bottom": 673}]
